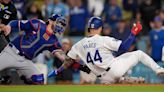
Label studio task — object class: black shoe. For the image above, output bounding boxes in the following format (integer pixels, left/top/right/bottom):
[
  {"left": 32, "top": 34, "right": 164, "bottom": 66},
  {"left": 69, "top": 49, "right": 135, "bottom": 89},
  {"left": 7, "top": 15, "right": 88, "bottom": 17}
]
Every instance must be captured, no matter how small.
[
  {"left": 20, "top": 75, "right": 33, "bottom": 85},
  {"left": 0, "top": 75, "right": 12, "bottom": 84}
]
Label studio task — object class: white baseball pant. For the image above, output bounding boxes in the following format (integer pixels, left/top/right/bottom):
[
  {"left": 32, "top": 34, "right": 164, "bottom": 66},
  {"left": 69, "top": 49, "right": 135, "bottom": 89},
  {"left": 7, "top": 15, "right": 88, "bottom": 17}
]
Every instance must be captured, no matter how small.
[{"left": 99, "top": 50, "right": 160, "bottom": 84}]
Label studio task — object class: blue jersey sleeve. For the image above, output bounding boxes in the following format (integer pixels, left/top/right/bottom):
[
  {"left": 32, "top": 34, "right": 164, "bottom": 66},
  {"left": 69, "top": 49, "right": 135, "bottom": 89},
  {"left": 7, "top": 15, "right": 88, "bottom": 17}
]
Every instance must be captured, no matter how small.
[
  {"left": 117, "top": 33, "right": 135, "bottom": 54},
  {"left": 8, "top": 20, "right": 32, "bottom": 31},
  {"left": 8, "top": 19, "right": 42, "bottom": 32}
]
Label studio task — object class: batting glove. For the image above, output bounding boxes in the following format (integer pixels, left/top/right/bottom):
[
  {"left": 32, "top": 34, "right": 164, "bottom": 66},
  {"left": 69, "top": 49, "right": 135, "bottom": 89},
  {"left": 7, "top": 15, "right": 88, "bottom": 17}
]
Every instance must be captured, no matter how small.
[{"left": 131, "top": 22, "right": 142, "bottom": 35}]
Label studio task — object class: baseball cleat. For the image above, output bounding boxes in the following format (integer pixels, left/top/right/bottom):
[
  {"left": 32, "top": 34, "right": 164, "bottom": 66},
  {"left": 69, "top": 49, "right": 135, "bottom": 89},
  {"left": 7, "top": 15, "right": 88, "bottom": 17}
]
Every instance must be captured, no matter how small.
[
  {"left": 119, "top": 77, "right": 145, "bottom": 84},
  {"left": 156, "top": 67, "right": 164, "bottom": 76}
]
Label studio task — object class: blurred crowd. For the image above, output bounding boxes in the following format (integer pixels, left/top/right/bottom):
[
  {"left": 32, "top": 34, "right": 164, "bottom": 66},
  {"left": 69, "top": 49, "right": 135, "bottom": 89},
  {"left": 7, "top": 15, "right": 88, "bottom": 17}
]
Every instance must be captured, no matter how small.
[{"left": 4, "top": 0, "right": 164, "bottom": 84}]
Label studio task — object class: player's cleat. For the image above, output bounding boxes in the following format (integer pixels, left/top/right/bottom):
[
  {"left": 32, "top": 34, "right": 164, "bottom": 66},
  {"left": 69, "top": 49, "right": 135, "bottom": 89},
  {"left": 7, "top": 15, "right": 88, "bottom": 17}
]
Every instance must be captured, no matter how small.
[
  {"left": 0, "top": 75, "right": 12, "bottom": 84},
  {"left": 156, "top": 67, "right": 164, "bottom": 76},
  {"left": 119, "top": 77, "right": 145, "bottom": 84},
  {"left": 20, "top": 75, "right": 33, "bottom": 84}
]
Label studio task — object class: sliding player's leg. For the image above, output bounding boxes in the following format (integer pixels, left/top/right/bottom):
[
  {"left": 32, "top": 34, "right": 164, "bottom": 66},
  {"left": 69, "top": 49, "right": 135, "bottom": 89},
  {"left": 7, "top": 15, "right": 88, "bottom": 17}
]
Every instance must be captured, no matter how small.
[
  {"left": 100, "top": 50, "right": 164, "bottom": 84},
  {"left": 111, "top": 50, "right": 163, "bottom": 79}
]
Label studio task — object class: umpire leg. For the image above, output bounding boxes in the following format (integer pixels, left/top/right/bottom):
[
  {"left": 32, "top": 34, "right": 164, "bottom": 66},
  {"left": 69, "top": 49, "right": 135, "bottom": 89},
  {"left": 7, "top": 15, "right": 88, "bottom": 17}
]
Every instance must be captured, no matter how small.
[{"left": 0, "top": 32, "right": 10, "bottom": 84}]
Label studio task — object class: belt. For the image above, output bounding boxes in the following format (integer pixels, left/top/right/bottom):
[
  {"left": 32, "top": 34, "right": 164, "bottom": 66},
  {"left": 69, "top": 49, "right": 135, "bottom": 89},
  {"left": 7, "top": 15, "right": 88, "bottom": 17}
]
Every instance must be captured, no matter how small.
[
  {"left": 8, "top": 43, "right": 24, "bottom": 57},
  {"left": 9, "top": 43, "right": 30, "bottom": 59},
  {"left": 97, "top": 67, "right": 111, "bottom": 78}
]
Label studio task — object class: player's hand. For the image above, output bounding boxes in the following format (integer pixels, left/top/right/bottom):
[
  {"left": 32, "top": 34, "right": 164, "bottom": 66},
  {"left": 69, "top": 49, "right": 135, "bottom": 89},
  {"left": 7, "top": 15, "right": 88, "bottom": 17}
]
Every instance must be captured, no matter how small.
[
  {"left": 48, "top": 70, "right": 58, "bottom": 78},
  {"left": 131, "top": 22, "right": 142, "bottom": 35},
  {"left": 3, "top": 25, "right": 11, "bottom": 36},
  {"left": 0, "top": 24, "right": 5, "bottom": 32},
  {"left": 0, "top": 24, "right": 11, "bottom": 36}
]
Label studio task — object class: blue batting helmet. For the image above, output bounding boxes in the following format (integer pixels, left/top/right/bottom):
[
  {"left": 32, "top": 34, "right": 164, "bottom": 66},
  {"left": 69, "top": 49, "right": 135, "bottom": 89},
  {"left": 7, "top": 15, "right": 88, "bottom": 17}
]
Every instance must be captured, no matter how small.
[
  {"left": 88, "top": 17, "right": 103, "bottom": 29},
  {"left": 49, "top": 14, "right": 67, "bottom": 34}
]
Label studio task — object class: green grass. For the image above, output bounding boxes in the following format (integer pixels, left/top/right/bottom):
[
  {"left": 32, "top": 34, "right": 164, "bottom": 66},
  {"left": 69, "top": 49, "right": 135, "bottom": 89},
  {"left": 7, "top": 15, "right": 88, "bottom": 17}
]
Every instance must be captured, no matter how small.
[{"left": 0, "top": 85, "right": 164, "bottom": 92}]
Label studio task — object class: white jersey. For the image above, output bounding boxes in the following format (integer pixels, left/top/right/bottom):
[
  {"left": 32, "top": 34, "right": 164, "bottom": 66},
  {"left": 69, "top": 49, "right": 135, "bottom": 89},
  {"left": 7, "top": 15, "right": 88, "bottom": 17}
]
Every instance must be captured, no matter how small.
[{"left": 67, "top": 34, "right": 122, "bottom": 75}]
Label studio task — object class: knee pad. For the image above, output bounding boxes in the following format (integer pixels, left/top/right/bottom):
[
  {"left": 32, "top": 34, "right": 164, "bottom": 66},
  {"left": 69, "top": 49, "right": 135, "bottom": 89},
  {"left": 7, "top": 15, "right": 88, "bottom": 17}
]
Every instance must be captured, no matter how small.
[{"left": 31, "top": 74, "right": 44, "bottom": 84}]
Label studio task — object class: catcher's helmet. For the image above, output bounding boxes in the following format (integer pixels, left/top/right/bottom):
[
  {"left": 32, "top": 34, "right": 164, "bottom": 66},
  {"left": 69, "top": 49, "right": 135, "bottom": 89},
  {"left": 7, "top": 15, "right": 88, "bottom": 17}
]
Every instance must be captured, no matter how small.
[
  {"left": 88, "top": 17, "right": 103, "bottom": 29},
  {"left": 49, "top": 14, "right": 61, "bottom": 21},
  {"left": 49, "top": 14, "right": 67, "bottom": 34}
]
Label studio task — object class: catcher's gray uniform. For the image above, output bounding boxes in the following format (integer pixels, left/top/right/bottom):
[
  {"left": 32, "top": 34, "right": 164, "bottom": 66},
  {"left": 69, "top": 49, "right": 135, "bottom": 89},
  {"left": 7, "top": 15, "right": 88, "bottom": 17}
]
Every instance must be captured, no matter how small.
[{"left": 0, "top": 45, "right": 41, "bottom": 79}]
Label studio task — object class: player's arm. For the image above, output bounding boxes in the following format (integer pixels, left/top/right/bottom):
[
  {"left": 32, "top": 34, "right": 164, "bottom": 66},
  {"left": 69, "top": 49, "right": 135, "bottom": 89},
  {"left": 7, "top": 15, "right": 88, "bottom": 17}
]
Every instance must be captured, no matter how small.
[
  {"left": 118, "top": 33, "right": 135, "bottom": 51},
  {"left": 53, "top": 51, "right": 65, "bottom": 61},
  {"left": 57, "top": 56, "right": 75, "bottom": 71},
  {"left": 118, "top": 22, "right": 142, "bottom": 52},
  {"left": 48, "top": 44, "right": 78, "bottom": 77},
  {"left": 0, "top": 20, "right": 32, "bottom": 36},
  {"left": 0, "top": 19, "right": 42, "bottom": 36},
  {"left": 49, "top": 54, "right": 91, "bottom": 77},
  {"left": 57, "top": 56, "right": 91, "bottom": 74},
  {"left": 48, "top": 50, "right": 73, "bottom": 77},
  {"left": 49, "top": 40, "right": 66, "bottom": 61},
  {"left": 48, "top": 41, "right": 75, "bottom": 77},
  {"left": 48, "top": 55, "right": 75, "bottom": 77},
  {"left": 0, "top": 24, "right": 11, "bottom": 35},
  {"left": 104, "top": 22, "right": 142, "bottom": 53}
]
